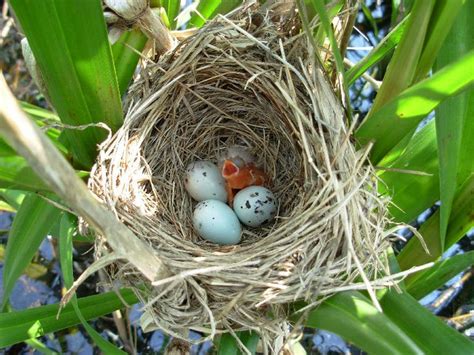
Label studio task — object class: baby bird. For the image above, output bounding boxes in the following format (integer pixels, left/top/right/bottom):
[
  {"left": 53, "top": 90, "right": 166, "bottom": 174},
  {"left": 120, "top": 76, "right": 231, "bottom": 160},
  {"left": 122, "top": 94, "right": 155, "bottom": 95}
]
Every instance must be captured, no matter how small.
[{"left": 221, "top": 158, "right": 267, "bottom": 204}]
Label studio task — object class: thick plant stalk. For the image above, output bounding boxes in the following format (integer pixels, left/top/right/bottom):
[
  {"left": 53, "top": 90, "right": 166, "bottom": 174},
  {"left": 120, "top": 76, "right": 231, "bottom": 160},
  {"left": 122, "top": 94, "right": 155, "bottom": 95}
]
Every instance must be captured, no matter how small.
[
  {"left": 0, "top": 74, "right": 170, "bottom": 283},
  {"left": 138, "top": 7, "right": 176, "bottom": 54},
  {"left": 105, "top": 0, "right": 176, "bottom": 55}
]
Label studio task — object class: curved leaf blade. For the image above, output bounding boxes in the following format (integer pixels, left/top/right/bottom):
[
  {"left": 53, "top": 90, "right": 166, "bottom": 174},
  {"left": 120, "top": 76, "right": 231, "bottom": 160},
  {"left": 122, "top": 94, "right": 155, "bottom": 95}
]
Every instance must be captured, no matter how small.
[
  {"left": 1, "top": 194, "right": 61, "bottom": 310},
  {"left": 380, "top": 290, "right": 474, "bottom": 353},
  {"left": 0, "top": 289, "right": 138, "bottom": 348},
  {"left": 378, "top": 119, "right": 439, "bottom": 223},
  {"left": 300, "top": 291, "right": 422, "bottom": 354},
  {"left": 406, "top": 251, "right": 474, "bottom": 299},
  {"left": 346, "top": 15, "right": 409, "bottom": 86}
]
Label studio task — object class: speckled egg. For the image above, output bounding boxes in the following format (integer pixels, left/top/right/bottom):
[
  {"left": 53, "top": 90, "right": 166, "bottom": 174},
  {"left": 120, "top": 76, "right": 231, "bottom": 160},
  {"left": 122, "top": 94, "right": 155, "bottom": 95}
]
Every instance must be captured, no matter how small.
[
  {"left": 193, "top": 200, "right": 242, "bottom": 245},
  {"left": 233, "top": 186, "right": 277, "bottom": 227},
  {"left": 184, "top": 160, "right": 227, "bottom": 202}
]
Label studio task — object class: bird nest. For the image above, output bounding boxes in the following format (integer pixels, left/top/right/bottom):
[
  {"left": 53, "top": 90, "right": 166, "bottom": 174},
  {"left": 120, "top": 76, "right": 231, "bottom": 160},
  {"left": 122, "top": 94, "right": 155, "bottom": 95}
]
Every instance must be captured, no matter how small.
[{"left": 89, "top": 6, "right": 390, "bottom": 348}]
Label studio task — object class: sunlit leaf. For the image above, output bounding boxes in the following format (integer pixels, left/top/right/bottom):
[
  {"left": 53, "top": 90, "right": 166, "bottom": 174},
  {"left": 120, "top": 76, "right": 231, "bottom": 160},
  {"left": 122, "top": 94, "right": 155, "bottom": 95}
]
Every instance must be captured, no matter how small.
[
  {"left": 9, "top": 0, "right": 123, "bottom": 168},
  {"left": 356, "top": 51, "right": 474, "bottom": 163}
]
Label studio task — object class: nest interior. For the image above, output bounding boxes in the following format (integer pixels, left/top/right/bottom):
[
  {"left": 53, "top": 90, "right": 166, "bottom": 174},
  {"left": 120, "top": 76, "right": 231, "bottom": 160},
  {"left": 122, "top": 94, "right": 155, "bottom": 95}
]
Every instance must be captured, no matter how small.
[{"left": 89, "top": 8, "right": 389, "bottom": 342}]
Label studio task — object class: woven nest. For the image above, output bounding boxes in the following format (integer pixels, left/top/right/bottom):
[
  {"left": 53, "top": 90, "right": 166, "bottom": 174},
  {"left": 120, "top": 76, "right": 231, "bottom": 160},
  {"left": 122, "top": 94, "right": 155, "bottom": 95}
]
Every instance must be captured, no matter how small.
[{"left": 89, "top": 6, "right": 389, "bottom": 346}]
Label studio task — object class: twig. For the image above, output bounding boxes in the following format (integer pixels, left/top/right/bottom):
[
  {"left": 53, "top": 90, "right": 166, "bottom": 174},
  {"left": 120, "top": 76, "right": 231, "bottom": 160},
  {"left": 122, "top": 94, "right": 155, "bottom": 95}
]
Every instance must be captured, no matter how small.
[{"left": 0, "top": 73, "right": 170, "bottom": 285}]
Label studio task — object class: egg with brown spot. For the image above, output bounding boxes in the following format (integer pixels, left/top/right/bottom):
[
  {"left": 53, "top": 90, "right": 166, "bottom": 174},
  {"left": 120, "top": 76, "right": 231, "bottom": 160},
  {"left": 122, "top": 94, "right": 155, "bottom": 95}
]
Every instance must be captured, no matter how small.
[{"left": 233, "top": 186, "right": 277, "bottom": 227}]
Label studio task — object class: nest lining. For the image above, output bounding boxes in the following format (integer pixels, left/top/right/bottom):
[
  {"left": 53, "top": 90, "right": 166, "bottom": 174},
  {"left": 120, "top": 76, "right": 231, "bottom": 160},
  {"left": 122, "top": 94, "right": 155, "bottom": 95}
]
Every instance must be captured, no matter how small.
[{"left": 89, "top": 8, "right": 389, "bottom": 344}]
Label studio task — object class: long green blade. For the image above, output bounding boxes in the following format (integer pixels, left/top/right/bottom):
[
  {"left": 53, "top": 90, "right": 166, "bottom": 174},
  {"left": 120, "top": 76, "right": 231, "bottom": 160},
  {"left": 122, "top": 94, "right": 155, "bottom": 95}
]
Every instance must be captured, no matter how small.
[
  {"left": 356, "top": 51, "right": 474, "bottom": 164},
  {"left": 406, "top": 251, "right": 474, "bottom": 299},
  {"left": 433, "top": 0, "right": 474, "bottom": 251},
  {"left": 189, "top": 0, "right": 222, "bottom": 28},
  {"left": 9, "top": 0, "right": 123, "bottom": 168},
  {"left": 378, "top": 120, "right": 439, "bottom": 223},
  {"left": 0, "top": 289, "right": 138, "bottom": 348},
  {"left": 162, "top": 0, "right": 181, "bottom": 29},
  {"left": 380, "top": 290, "right": 474, "bottom": 353},
  {"left": 368, "top": 0, "right": 435, "bottom": 114},
  {"left": 1, "top": 194, "right": 61, "bottom": 310},
  {"left": 346, "top": 16, "right": 409, "bottom": 86},
  {"left": 112, "top": 28, "right": 148, "bottom": 96},
  {"left": 300, "top": 291, "right": 422, "bottom": 354},
  {"left": 59, "top": 214, "right": 126, "bottom": 354},
  {"left": 309, "top": 0, "right": 348, "bottom": 104},
  {"left": 414, "top": 0, "right": 465, "bottom": 81},
  {"left": 188, "top": 0, "right": 242, "bottom": 29},
  {"left": 398, "top": 174, "right": 474, "bottom": 269}
]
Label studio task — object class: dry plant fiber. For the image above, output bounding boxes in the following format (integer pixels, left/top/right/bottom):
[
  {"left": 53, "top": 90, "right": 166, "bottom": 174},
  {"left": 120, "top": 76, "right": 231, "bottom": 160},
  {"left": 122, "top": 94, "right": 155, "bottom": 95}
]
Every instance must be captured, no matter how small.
[{"left": 89, "top": 5, "right": 390, "bottom": 350}]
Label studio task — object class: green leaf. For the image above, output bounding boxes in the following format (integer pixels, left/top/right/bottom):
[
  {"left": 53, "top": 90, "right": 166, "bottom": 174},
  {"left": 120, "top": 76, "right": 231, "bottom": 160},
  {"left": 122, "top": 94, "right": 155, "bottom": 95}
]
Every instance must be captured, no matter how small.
[
  {"left": 9, "top": 0, "right": 123, "bottom": 168},
  {"left": 361, "top": 3, "right": 379, "bottom": 37},
  {"left": 378, "top": 119, "right": 439, "bottom": 223},
  {"left": 1, "top": 194, "right": 61, "bottom": 310},
  {"left": 379, "top": 290, "right": 474, "bottom": 353},
  {"left": 356, "top": 50, "right": 474, "bottom": 164},
  {"left": 25, "top": 338, "right": 58, "bottom": 355},
  {"left": 112, "top": 28, "right": 148, "bottom": 96},
  {"left": 433, "top": 0, "right": 474, "bottom": 251},
  {"left": 0, "top": 156, "right": 52, "bottom": 193},
  {"left": 217, "top": 331, "right": 259, "bottom": 355},
  {"left": 414, "top": 0, "right": 465, "bottom": 81},
  {"left": 188, "top": 0, "right": 242, "bottom": 28},
  {"left": 0, "top": 289, "right": 138, "bottom": 348},
  {"left": 309, "top": 0, "right": 348, "bottom": 101},
  {"left": 397, "top": 174, "right": 474, "bottom": 269},
  {"left": 189, "top": 0, "right": 222, "bottom": 28},
  {"left": 406, "top": 251, "right": 474, "bottom": 299},
  {"left": 0, "top": 189, "right": 27, "bottom": 211},
  {"left": 162, "top": 0, "right": 181, "bottom": 29},
  {"left": 0, "top": 103, "right": 67, "bottom": 157},
  {"left": 368, "top": 0, "right": 435, "bottom": 114},
  {"left": 59, "top": 214, "right": 126, "bottom": 354},
  {"left": 346, "top": 16, "right": 408, "bottom": 86},
  {"left": 300, "top": 291, "right": 422, "bottom": 354}
]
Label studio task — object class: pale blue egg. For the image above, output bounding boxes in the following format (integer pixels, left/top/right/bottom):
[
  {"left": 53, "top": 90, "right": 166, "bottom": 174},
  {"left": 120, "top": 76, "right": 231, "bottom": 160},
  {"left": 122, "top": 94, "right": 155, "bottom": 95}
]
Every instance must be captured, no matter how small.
[{"left": 193, "top": 200, "right": 242, "bottom": 245}]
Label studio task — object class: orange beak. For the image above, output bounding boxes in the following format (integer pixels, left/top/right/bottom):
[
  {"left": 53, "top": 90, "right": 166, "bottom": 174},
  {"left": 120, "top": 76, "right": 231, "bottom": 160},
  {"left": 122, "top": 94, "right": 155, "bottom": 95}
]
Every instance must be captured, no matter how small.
[{"left": 222, "top": 159, "right": 239, "bottom": 178}]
